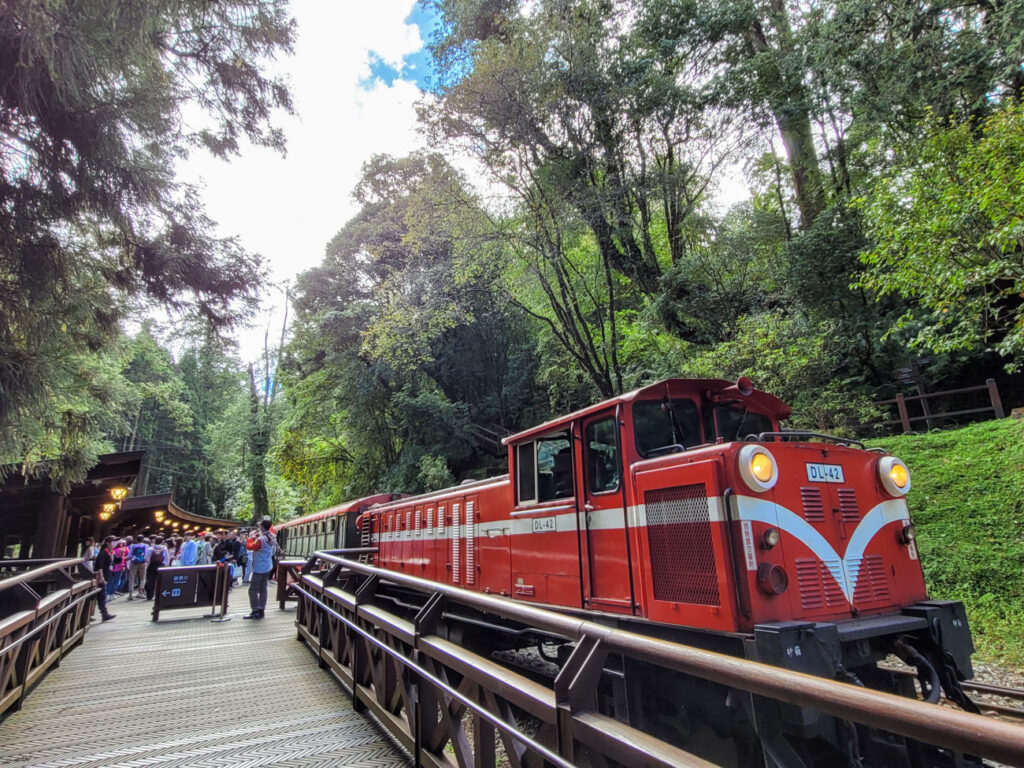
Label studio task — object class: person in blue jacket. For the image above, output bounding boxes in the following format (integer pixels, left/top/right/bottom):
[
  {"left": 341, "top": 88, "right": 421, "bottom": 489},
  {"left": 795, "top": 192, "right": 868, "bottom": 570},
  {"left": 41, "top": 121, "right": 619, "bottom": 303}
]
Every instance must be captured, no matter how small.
[
  {"left": 243, "top": 519, "right": 277, "bottom": 620},
  {"left": 178, "top": 530, "right": 198, "bottom": 566}
]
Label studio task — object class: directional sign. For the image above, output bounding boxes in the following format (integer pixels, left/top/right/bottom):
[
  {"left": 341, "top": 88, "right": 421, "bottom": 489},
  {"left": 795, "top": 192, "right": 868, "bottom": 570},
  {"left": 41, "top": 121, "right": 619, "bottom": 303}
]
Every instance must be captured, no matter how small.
[
  {"left": 154, "top": 568, "right": 199, "bottom": 608},
  {"left": 152, "top": 564, "right": 230, "bottom": 622}
]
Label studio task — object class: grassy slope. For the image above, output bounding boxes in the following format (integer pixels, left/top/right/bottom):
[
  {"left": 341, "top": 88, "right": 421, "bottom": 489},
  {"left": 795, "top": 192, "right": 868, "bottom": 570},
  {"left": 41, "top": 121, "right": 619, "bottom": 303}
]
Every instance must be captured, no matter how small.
[{"left": 870, "top": 418, "right": 1024, "bottom": 665}]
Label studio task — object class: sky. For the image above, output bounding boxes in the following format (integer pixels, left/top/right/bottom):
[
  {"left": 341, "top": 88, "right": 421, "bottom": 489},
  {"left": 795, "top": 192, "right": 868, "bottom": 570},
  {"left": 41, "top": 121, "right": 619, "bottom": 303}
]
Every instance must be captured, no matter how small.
[
  {"left": 177, "top": 2, "right": 749, "bottom": 363},
  {"left": 178, "top": 2, "right": 440, "bottom": 362}
]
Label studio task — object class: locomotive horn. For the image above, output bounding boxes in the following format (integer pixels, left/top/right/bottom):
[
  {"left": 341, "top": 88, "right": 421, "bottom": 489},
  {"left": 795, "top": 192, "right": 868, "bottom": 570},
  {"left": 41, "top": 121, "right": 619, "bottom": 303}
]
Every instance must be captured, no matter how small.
[{"left": 721, "top": 376, "right": 754, "bottom": 398}]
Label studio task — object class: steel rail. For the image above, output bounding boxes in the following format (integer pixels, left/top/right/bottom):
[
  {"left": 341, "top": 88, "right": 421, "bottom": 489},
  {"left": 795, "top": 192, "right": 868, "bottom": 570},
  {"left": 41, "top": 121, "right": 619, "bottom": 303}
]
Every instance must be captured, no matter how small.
[
  {"left": 291, "top": 582, "right": 577, "bottom": 768},
  {"left": 312, "top": 552, "right": 1024, "bottom": 768}
]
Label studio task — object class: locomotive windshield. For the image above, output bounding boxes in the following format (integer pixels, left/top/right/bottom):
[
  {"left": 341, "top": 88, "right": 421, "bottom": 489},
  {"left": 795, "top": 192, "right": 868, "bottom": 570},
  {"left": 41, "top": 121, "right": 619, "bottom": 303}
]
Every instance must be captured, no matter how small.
[
  {"left": 705, "top": 403, "right": 772, "bottom": 442},
  {"left": 633, "top": 398, "right": 701, "bottom": 457}
]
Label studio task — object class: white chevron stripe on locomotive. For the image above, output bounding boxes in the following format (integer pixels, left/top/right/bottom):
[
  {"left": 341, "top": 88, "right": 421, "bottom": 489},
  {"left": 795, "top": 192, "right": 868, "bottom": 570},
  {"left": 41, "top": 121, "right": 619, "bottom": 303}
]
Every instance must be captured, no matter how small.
[{"left": 734, "top": 495, "right": 911, "bottom": 603}]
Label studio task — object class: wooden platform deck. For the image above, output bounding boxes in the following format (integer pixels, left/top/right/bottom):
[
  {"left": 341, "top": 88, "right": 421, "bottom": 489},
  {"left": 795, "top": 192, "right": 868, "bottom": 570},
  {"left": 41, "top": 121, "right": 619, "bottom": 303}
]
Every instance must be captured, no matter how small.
[{"left": 0, "top": 589, "right": 411, "bottom": 768}]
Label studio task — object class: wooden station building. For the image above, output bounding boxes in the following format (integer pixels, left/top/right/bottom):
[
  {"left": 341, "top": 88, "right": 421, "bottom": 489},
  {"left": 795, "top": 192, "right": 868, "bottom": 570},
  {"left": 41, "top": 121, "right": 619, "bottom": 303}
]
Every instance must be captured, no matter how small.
[{"left": 0, "top": 451, "right": 235, "bottom": 559}]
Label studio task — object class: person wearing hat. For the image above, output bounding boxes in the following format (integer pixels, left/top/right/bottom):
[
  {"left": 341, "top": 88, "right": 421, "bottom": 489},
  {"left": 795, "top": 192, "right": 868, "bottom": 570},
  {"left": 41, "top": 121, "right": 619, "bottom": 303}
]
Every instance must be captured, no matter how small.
[{"left": 243, "top": 518, "right": 278, "bottom": 620}]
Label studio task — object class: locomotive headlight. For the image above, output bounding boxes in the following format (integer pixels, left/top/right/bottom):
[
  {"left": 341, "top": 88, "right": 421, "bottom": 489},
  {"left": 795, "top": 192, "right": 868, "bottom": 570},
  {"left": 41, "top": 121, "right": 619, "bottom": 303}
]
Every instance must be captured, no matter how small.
[
  {"left": 878, "top": 456, "right": 911, "bottom": 496},
  {"left": 739, "top": 445, "right": 778, "bottom": 492},
  {"left": 762, "top": 527, "right": 780, "bottom": 550}
]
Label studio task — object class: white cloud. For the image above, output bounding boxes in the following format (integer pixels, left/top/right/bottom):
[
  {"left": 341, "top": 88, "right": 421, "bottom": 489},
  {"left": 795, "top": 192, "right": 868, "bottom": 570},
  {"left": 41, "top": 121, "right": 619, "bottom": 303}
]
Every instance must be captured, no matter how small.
[{"left": 177, "top": 1, "right": 428, "bottom": 362}]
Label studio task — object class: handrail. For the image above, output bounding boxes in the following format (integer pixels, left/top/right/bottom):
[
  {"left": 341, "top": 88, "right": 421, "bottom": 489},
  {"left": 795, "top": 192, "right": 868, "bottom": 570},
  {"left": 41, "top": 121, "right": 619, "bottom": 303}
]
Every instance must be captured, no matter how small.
[
  {"left": 292, "top": 583, "right": 577, "bottom": 768},
  {"left": 0, "top": 586, "right": 100, "bottom": 657},
  {"left": 0, "top": 558, "right": 73, "bottom": 569},
  {"left": 306, "top": 552, "right": 1024, "bottom": 767},
  {"left": 0, "top": 558, "right": 85, "bottom": 593},
  {"left": 0, "top": 559, "right": 99, "bottom": 718}
]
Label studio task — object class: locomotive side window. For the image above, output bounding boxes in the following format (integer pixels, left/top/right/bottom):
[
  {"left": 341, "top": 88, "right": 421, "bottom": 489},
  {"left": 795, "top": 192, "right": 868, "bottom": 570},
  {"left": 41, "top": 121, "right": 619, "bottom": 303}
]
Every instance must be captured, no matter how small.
[
  {"left": 585, "top": 418, "right": 620, "bottom": 493},
  {"left": 633, "top": 398, "right": 702, "bottom": 456},
  {"left": 515, "top": 433, "right": 573, "bottom": 504},
  {"left": 516, "top": 442, "right": 537, "bottom": 504}
]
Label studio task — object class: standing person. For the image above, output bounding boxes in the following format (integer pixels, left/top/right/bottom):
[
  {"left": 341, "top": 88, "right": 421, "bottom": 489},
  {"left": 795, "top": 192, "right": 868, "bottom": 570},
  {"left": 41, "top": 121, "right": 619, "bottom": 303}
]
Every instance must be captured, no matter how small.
[
  {"left": 198, "top": 534, "right": 213, "bottom": 565},
  {"left": 108, "top": 539, "right": 127, "bottom": 599},
  {"left": 126, "top": 537, "right": 149, "bottom": 600},
  {"left": 212, "top": 531, "right": 232, "bottom": 563},
  {"left": 118, "top": 537, "right": 134, "bottom": 594},
  {"left": 178, "top": 531, "right": 198, "bottom": 566},
  {"left": 229, "top": 532, "right": 246, "bottom": 584},
  {"left": 243, "top": 519, "right": 277, "bottom": 620},
  {"left": 92, "top": 537, "right": 116, "bottom": 622},
  {"left": 145, "top": 536, "right": 168, "bottom": 600},
  {"left": 81, "top": 537, "right": 98, "bottom": 574}
]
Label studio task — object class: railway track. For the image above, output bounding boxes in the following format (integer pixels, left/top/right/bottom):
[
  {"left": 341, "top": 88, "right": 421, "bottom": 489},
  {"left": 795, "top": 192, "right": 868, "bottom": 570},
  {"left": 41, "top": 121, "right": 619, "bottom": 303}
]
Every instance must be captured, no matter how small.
[
  {"left": 963, "top": 679, "right": 1024, "bottom": 723},
  {"left": 886, "top": 667, "right": 1024, "bottom": 724}
]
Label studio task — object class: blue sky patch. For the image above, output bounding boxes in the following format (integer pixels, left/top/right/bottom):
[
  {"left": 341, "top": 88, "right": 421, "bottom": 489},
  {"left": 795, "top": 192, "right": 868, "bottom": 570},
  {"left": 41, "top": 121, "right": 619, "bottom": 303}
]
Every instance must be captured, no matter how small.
[{"left": 362, "top": 4, "right": 440, "bottom": 91}]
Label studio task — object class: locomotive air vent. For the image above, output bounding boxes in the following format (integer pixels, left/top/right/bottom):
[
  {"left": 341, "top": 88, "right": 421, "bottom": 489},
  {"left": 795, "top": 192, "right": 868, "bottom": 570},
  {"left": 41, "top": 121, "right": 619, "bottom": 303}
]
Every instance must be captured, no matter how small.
[
  {"left": 800, "top": 487, "right": 826, "bottom": 522},
  {"left": 796, "top": 558, "right": 846, "bottom": 611},
  {"left": 848, "top": 555, "right": 892, "bottom": 604},
  {"left": 837, "top": 488, "right": 860, "bottom": 522},
  {"left": 644, "top": 484, "right": 720, "bottom": 606}
]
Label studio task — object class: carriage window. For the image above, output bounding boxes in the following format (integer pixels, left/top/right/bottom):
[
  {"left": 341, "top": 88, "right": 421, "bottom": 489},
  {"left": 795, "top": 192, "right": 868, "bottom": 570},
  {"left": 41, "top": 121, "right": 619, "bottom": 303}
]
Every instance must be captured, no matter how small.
[
  {"left": 633, "top": 398, "right": 702, "bottom": 456},
  {"left": 585, "top": 418, "right": 620, "bottom": 494}
]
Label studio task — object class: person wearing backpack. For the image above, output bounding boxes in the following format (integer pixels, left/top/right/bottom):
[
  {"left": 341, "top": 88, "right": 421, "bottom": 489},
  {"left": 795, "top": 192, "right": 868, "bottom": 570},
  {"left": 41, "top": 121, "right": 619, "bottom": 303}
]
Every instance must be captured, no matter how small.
[
  {"left": 126, "top": 537, "right": 149, "bottom": 600},
  {"left": 145, "top": 536, "right": 168, "bottom": 601}
]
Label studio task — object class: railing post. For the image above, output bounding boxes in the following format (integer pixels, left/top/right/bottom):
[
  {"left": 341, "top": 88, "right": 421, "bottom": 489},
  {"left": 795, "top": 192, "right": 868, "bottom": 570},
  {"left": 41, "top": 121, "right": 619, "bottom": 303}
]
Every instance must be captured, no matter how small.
[
  {"left": 895, "top": 394, "right": 911, "bottom": 433},
  {"left": 987, "top": 378, "right": 1005, "bottom": 419}
]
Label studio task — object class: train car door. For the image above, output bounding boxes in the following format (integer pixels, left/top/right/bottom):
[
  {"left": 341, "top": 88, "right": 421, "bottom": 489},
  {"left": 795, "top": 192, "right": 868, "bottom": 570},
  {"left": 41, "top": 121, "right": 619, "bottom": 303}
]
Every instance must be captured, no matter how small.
[{"left": 581, "top": 410, "right": 633, "bottom": 612}]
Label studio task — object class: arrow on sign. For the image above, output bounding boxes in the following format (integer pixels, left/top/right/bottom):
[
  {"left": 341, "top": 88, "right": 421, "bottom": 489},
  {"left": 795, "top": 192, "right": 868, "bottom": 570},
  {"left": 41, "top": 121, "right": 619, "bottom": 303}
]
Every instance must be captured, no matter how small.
[{"left": 161, "top": 590, "right": 171, "bottom": 596}]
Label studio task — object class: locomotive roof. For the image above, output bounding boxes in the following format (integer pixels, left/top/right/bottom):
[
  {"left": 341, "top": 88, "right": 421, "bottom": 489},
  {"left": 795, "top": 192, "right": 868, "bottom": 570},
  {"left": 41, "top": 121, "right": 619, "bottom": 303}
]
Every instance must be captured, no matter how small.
[
  {"left": 276, "top": 492, "right": 399, "bottom": 529},
  {"left": 502, "top": 378, "right": 791, "bottom": 446}
]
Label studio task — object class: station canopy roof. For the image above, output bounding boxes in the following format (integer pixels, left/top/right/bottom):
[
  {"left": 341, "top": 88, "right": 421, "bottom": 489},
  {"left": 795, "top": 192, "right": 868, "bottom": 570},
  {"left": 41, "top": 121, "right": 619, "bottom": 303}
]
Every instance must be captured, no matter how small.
[{"left": 118, "top": 493, "right": 239, "bottom": 535}]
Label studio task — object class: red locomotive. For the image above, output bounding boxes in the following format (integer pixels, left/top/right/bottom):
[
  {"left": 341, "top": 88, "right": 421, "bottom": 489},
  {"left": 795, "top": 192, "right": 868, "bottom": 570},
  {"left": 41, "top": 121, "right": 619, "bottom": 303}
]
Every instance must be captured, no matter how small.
[{"left": 281, "top": 378, "right": 978, "bottom": 767}]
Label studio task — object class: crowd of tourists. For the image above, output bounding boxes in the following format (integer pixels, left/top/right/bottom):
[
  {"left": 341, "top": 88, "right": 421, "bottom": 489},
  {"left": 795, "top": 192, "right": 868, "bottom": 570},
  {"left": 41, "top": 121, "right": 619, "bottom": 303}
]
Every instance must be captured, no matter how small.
[{"left": 80, "top": 522, "right": 277, "bottom": 621}]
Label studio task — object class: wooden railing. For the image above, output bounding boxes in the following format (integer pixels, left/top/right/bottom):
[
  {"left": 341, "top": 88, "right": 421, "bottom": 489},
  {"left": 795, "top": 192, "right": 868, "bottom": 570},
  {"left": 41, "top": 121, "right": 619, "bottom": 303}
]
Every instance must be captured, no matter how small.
[
  {"left": 874, "top": 378, "right": 1004, "bottom": 434},
  {"left": 0, "top": 558, "right": 98, "bottom": 718},
  {"left": 275, "top": 548, "right": 377, "bottom": 610},
  {"left": 292, "top": 553, "right": 1024, "bottom": 768}
]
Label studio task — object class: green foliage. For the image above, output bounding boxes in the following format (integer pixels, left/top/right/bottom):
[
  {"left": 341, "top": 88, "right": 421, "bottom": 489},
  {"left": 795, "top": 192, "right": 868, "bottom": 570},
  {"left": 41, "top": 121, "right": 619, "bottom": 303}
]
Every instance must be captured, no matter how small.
[
  {"left": 870, "top": 419, "right": 1024, "bottom": 664},
  {"left": 0, "top": 0, "right": 294, "bottom": 485},
  {"left": 678, "top": 313, "right": 881, "bottom": 433},
  {"left": 858, "top": 103, "right": 1024, "bottom": 369}
]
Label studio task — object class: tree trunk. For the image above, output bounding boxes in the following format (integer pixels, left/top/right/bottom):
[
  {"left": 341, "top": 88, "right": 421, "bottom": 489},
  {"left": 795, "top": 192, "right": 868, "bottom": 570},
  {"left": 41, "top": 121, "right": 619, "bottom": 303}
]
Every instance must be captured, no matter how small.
[
  {"left": 247, "top": 363, "right": 270, "bottom": 525},
  {"left": 748, "top": 4, "right": 826, "bottom": 229}
]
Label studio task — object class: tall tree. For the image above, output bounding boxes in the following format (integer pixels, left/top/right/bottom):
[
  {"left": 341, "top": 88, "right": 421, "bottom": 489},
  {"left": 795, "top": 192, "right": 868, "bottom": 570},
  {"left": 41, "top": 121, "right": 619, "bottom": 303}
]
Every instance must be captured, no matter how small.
[{"left": 0, "top": 0, "right": 294, "bottom": 483}]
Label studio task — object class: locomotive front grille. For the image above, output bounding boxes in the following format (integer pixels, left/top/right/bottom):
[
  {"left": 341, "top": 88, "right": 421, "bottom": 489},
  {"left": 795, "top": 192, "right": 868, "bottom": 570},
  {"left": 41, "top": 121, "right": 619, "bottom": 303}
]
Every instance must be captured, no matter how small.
[{"left": 644, "top": 484, "right": 720, "bottom": 606}]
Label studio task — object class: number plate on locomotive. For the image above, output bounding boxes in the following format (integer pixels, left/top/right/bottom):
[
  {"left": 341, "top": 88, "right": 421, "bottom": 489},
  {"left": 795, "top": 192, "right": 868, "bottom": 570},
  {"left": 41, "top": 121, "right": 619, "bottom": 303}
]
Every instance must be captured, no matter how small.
[{"left": 805, "top": 463, "right": 845, "bottom": 483}]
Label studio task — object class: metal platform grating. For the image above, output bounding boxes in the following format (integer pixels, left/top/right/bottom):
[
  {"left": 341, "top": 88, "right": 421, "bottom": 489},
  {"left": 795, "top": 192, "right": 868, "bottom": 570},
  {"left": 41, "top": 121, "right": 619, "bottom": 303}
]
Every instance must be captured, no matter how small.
[{"left": 0, "top": 592, "right": 410, "bottom": 768}]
